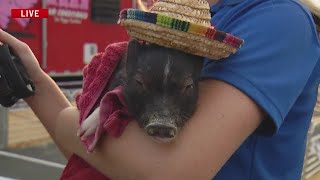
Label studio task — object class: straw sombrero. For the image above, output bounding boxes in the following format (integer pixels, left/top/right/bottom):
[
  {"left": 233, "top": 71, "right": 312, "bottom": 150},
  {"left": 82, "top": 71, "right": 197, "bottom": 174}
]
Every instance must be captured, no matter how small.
[{"left": 118, "top": 0, "right": 244, "bottom": 60}]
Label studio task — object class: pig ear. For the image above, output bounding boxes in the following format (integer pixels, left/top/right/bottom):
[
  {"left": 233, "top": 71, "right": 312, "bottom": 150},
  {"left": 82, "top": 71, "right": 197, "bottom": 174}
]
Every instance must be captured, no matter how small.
[
  {"left": 126, "top": 40, "right": 144, "bottom": 74},
  {"left": 127, "top": 39, "right": 144, "bottom": 55}
]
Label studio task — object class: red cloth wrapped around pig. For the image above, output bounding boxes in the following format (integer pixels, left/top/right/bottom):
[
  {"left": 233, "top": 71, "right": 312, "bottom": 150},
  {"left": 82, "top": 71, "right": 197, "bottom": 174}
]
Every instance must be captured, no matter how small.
[{"left": 60, "top": 42, "right": 132, "bottom": 180}]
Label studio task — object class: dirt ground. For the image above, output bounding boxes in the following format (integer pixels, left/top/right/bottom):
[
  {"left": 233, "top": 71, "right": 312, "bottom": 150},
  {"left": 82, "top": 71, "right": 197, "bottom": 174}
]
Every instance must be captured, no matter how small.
[{"left": 304, "top": 96, "right": 320, "bottom": 180}]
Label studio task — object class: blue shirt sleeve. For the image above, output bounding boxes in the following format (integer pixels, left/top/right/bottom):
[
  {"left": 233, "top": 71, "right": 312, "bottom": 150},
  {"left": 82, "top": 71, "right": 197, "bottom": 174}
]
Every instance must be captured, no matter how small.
[{"left": 201, "top": 1, "right": 320, "bottom": 136}]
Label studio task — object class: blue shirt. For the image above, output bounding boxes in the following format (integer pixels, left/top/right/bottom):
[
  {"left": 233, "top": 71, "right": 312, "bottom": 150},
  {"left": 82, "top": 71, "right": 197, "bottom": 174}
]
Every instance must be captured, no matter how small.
[{"left": 201, "top": 0, "right": 320, "bottom": 179}]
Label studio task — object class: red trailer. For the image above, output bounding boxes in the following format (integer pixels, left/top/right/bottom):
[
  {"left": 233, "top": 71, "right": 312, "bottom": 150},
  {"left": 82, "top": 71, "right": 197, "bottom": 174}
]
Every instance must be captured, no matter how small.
[{"left": 0, "top": 0, "right": 154, "bottom": 77}]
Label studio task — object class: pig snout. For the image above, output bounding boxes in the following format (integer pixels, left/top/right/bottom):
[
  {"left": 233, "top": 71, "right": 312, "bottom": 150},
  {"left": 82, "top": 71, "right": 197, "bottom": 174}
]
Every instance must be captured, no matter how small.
[{"left": 145, "top": 122, "right": 178, "bottom": 142}]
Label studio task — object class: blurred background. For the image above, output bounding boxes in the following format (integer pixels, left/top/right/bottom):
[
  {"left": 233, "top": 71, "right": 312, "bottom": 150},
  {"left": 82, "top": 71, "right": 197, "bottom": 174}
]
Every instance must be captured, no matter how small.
[{"left": 0, "top": 0, "right": 319, "bottom": 180}]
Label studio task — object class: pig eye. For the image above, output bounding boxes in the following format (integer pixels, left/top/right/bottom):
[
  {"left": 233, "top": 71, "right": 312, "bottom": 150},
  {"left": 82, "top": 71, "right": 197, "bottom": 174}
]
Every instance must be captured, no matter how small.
[
  {"left": 183, "top": 83, "right": 194, "bottom": 93},
  {"left": 183, "top": 78, "right": 194, "bottom": 92},
  {"left": 134, "top": 74, "right": 145, "bottom": 89},
  {"left": 135, "top": 79, "right": 144, "bottom": 88},
  {"left": 185, "top": 84, "right": 194, "bottom": 90}
]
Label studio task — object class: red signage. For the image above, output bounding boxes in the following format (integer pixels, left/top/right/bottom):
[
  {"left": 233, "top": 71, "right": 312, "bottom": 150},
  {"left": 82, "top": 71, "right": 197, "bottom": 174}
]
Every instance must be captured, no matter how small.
[{"left": 11, "top": 9, "right": 48, "bottom": 18}]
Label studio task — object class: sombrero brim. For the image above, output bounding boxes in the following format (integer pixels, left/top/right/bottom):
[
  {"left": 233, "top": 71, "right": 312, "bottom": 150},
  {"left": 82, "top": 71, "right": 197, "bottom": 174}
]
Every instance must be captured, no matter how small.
[{"left": 119, "top": 9, "right": 244, "bottom": 60}]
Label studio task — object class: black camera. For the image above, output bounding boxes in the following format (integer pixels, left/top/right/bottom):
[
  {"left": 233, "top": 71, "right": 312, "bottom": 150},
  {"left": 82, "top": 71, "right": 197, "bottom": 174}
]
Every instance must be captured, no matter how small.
[{"left": 0, "top": 44, "right": 35, "bottom": 107}]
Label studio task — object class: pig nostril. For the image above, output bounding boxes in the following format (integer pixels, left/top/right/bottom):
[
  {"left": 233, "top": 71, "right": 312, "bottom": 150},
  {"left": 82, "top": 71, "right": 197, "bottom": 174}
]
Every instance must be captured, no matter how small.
[
  {"left": 147, "top": 128, "right": 155, "bottom": 136},
  {"left": 169, "top": 130, "right": 175, "bottom": 137}
]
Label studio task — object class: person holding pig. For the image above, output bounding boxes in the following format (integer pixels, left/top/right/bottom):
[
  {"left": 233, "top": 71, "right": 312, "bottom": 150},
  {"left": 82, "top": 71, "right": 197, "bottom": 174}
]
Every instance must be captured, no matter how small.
[{"left": 0, "top": 0, "right": 320, "bottom": 179}]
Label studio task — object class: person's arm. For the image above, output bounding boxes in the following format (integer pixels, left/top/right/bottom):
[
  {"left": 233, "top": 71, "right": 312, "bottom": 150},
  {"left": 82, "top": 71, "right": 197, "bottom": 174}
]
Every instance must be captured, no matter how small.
[
  {"left": 55, "top": 79, "right": 264, "bottom": 179},
  {"left": 24, "top": 74, "right": 72, "bottom": 158},
  {"left": 0, "top": 29, "right": 72, "bottom": 157}
]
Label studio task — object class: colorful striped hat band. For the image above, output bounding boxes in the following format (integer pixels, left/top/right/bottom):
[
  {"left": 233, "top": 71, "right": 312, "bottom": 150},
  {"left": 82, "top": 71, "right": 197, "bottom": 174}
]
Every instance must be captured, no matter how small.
[{"left": 118, "top": 0, "right": 245, "bottom": 60}]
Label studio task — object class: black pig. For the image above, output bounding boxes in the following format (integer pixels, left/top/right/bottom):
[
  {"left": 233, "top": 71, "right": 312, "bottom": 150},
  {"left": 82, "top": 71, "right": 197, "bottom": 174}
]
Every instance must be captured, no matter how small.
[{"left": 81, "top": 40, "right": 203, "bottom": 143}]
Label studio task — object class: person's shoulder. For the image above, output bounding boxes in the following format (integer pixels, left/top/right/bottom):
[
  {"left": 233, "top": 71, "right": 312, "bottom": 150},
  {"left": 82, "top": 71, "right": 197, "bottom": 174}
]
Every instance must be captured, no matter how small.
[
  {"left": 260, "top": 0, "right": 316, "bottom": 25},
  {"left": 238, "top": 0, "right": 314, "bottom": 16},
  {"left": 234, "top": 0, "right": 318, "bottom": 34},
  {"left": 222, "top": 0, "right": 320, "bottom": 51}
]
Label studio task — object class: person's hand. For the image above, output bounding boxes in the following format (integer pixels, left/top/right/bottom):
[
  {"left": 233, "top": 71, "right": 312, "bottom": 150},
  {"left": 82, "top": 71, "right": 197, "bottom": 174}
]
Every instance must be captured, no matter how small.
[{"left": 0, "top": 29, "right": 45, "bottom": 83}]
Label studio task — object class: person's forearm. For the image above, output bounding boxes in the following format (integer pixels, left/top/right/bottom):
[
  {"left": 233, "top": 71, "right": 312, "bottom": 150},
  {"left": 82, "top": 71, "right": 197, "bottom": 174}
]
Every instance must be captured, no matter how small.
[
  {"left": 55, "top": 80, "right": 263, "bottom": 179},
  {"left": 24, "top": 71, "right": 73, "bottom": 157}
]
